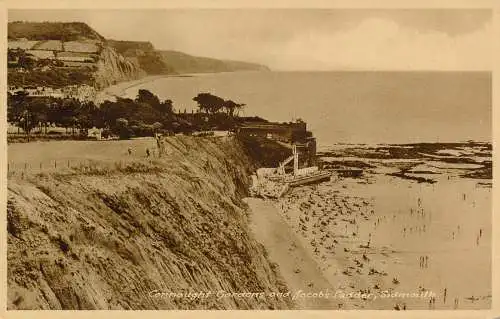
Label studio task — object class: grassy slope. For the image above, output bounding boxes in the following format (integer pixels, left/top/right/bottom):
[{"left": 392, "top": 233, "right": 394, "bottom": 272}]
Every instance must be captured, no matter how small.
[
  {"left": 7, "top": 136, "right": 291, "bottom": 309},
  {"left": 159, "top": 50, "right": 270, "bottom": 74},
  {"left": 8, "top": 22, "right": 105, "bottom": 41}
]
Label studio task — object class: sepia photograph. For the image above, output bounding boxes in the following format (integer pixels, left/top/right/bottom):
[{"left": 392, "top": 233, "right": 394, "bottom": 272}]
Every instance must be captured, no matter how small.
[{"left": 5, "top": 5, "right": 493, "bottom": 311}]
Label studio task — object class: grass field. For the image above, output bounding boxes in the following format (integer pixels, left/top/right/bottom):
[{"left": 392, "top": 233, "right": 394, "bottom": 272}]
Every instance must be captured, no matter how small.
[{"left": 8, "top": 138, "right": 160, "bottom": 175}]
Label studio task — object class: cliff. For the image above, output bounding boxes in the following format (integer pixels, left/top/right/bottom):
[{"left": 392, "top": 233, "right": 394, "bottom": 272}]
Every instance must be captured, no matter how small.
[
  {"left": 93, "top": 46, "right": 145, "bottom": 89},
  {"left": 108, "top": 41, "right": 269, "bottom": 74},
  {"left": 7, "top": 136, "right": 292, "bottom": 310},
  {"left": 158, "top": 50, "right": 270, "bottom": 74},
  {"left": 8, "top": 22, "right": 269, "bottom": 90},
  {"left": 107, "top": 40, "right": 176, "bottom": 75},
  {"left": 7, "top": 22, "right": 145, "bottom": 89}
]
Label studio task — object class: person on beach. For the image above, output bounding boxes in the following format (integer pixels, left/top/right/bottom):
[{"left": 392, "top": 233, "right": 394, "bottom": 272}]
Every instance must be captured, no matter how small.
[
  {"left": 443, "top": 288, "right": 447, "bottom": 304},
  {"left": 128, "top": 147, "right": 132, "bottom": 155},
  {"left": 480, "top": 228, "right": 483, "bottom": 237},
  {"left": 146, "top": 148, "right": 150, "bottom": 157}
]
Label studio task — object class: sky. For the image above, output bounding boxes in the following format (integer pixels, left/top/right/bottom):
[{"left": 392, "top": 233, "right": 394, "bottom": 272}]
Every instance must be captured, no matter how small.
[{"left": 8, "top": 9, "right": 493, "bottom": 71}]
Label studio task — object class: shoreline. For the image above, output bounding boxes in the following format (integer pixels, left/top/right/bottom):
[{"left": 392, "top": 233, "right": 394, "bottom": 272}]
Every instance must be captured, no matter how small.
[
  {"left": 245, "top": 197, "right": 348, "bottom": 309},
  {"left": 94, "top": 71, "right": 263, "bottom": 103},
  {"left": 246, "top": 161, "right": 491, "bottom": 309},
  {"left": 95, "top": 75, "right": 172, "bottom": 102}
]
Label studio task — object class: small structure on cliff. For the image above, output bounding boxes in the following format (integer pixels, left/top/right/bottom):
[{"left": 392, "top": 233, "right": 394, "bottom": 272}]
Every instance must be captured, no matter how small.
[{"left": 236, "top": 119, "right": 317, "bottom": 167}]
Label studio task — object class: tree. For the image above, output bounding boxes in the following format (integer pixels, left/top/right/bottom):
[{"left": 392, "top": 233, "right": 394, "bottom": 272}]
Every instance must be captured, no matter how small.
[
  {"left": 159, "top": 99, "right": 174, "bottom": 114},
  {"left": 136, "top": 89, "right": 160, "bottom": 108},
  {"left": 17, "top": 52, "right": 35, "bottom": 71},
  {"left": 152, "top": 122, "right": 163, "bottom": 132},
  {"left": 8, "top": 91, "right": 29, "bottom": 127},
  {"left": 193, "top": 93, "right": 225, "bottom": 114},
  {"left": 114, "top": 118, "right": 131, "bottom": 139},
  {"left": 224, "top": 99, "right": 246, "bottom": 117}
]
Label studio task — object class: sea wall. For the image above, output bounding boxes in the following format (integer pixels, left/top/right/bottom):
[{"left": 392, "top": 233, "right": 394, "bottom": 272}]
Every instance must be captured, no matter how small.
[{"left": 7, "top": 136, "right": 292, "bottom": 310}]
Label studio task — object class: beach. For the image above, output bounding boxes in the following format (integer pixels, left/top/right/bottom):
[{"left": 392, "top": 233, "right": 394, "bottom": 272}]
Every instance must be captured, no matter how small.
[
  {"left": 246, "top": 145, "right": 491, "bottom": 310},
  {"left": 94, "top": 75, "right": 172, "bottom": 103}
]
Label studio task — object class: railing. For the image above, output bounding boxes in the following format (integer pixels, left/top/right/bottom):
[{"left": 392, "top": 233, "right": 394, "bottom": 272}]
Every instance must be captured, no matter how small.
[{"left": 7, "top": 154, "right": 162, "bottom": 178}]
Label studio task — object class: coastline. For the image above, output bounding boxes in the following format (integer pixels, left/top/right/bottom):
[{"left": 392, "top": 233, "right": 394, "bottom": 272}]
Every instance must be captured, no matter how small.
[
  {"left": 94, "top": 70, "right": 267, "bottom": 104},
  {"left": 245, "top": 148, "right": 491, "bottom": 309},
  {"left": 95, "top": 75, "right": 172, "bottom": 103},
  {"left": 245, "top": 198, "right": 343, "bottom": 309}
]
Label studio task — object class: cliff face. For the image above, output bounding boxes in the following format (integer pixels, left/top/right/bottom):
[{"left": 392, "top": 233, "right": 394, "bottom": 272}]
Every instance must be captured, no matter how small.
[
  {"left": 7, "top": 22, "right": 146, "bottom": 90},
  {"left": 8, "top": 22, "right": 270, "bottom": 91},
  {"left": 107, "top": 40, "right": 176, "bottom": 75},
  {"left": 93, "top": 46, "right": 146, "bottom": 89},
  {"left": 108, "top": 41, "right": 270, "bottom": 75},
  {"left": 7, "top": 136, "right": 292, "bottom": 310}
]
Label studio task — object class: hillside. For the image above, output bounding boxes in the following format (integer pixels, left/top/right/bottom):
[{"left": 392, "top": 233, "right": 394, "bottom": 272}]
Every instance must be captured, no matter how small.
[
  {"left": 8, "top": 21, "right": 105, "bottom": 41},
  {"left": 108, "top": 41, "right": 269, "bottom": 74},
  {"left": 107, "top": 40, "right": 176, "bottom": 75},
  {"left": 8, "top": 22, "right": 144, "bottom": 89},
  {"left": 7, "top": 136, "right": 292, "bottom": 310},
  {"left": 158, "top": 50, "right": 270, "bottom": 74},
  {"left": 7, "top": 22, "right": 269, "bottom": 91}
]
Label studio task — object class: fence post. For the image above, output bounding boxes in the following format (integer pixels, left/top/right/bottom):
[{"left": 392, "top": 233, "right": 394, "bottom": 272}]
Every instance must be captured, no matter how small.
[
  {"left": 24, "top": 163, "right": 27, "bottom": 171},
  {"left": 54, "top": 160, "right": 57, "bottom": 169}
]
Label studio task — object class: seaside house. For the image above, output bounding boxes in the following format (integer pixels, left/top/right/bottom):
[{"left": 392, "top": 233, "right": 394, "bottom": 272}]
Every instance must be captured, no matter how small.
[
  {"left": 236, "top": 119, "right": 317, "bottom": 166},
  {"left": 87, "top": 127, "right": 102, "bottom": 140},
  {"left": 236, "top": 120, "right": 309, "bottom": 143}
]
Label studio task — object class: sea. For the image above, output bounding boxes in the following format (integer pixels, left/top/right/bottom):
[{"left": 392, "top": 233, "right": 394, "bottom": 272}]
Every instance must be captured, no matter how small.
[{"left": 119, "top": 71, "right": 492, "bottom": 146}]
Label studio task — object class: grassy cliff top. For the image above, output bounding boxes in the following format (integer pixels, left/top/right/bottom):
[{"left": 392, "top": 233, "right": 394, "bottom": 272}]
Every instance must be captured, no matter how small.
[{"left": 8, "top": 21, "right": 106, "bottom": 41}]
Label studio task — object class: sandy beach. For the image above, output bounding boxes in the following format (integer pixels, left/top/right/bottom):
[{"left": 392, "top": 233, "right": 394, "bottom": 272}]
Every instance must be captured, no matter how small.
[
  {"left": 246, "top": 198, "right": 341, "bottom": 309},
  {"left": 94, "top": 75, "right": 171, "bottom": 103},
  {"left": 246, "top": 145, "right": 491, "bottom": 310}
]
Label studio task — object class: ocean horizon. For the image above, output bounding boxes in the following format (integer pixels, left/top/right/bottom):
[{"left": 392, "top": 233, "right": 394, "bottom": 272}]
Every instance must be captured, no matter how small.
[{"left": 116, "top": 70, "right": 491, "bottom": 145}]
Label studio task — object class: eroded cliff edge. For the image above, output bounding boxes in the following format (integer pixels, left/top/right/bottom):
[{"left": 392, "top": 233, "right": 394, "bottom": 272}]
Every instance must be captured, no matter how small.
[{"left": 7, "top": 136, "right": 292, "bottom": 310}]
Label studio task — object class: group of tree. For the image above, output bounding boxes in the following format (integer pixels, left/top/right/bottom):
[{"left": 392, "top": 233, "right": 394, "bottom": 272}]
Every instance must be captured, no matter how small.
[
  {"left": 193, "top": 93, "right": 245, "bottom": 116},
  {"left": 7, "top": 89, "right": 247, "bottom": 140},
  {"left": 8, "top": 48, "right": 95, "bottom": 88}
]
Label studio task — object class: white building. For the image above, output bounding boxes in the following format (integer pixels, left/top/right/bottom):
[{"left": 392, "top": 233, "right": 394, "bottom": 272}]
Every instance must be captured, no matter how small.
[{"left": 87, "top": 127, "right": 102, "bottom": 140}]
